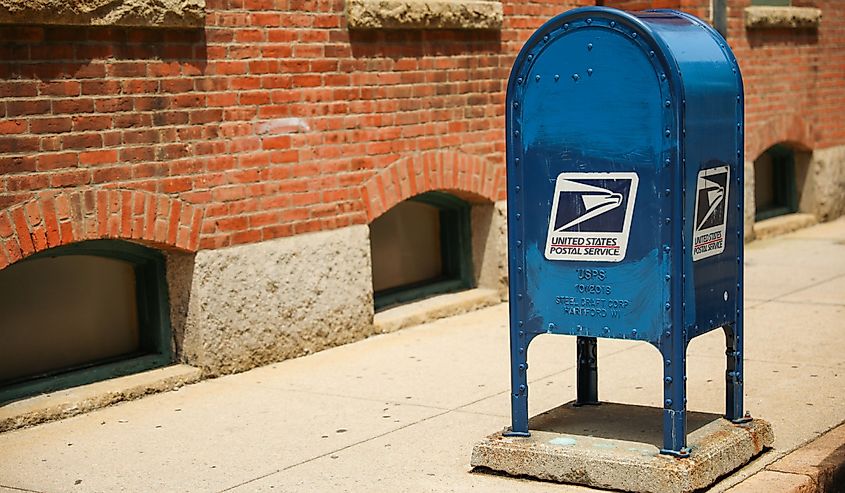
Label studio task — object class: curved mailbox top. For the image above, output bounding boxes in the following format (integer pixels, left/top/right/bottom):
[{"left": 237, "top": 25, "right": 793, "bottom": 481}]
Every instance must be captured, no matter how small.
[{"left": 506, "top": 7, "right": 744, "bottom": 345}]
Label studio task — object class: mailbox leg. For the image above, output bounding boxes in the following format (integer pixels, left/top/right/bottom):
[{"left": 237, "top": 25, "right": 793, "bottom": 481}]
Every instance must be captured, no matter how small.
[
  {"left": 575, "top": 336, "right": 599, "bottom": 406},
  {"left": 660, "top": 343, "right": 689, "bottom": 457},
  {"left": 505, "top": 331, "right": 531, "bottom": 437},
  {"left": 724, "top": 323, "right": 748, "bottom": 422}
]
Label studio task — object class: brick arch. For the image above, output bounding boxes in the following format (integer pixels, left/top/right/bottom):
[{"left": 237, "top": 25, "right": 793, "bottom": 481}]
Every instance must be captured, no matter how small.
[
  {"left": 747, "top": 113, "right": 814, "bottom": 161},
  {"left": 360, "top": 151, "right": 505, "bottom": 221},
  {"left": 0, "top": 189, "right": 202, "bottom": 270}
]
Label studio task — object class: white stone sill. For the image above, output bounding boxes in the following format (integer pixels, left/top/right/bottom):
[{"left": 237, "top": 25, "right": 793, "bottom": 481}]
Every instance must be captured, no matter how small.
[
  {"left": 346, "top": 0, "right": 503, "bottom": 30},
  {"left": 745, "top": 6, "right": 822, "bottom": 29},
  {"left": 374, "top": 287, "right": 501, "bottom": 334},
  {"left": 0, "top": 0, "right": 206, "bottom": 28},
  {"left": 0, "top": 364, "right": 201, "bottom": 433},
  {"left": 752, "top": 212, "right": 818, "bottom": 240}
]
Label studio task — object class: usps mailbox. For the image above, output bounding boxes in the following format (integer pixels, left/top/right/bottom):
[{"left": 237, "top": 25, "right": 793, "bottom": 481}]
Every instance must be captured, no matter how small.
[{"left": 505, "top": 7, "right": 746, "bottom": 457}]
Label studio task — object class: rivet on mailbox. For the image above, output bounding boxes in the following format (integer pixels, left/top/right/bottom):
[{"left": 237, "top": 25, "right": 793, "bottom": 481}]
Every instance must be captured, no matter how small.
[{"left": 504, "top": 6, "right": 747, "bottom": 457}]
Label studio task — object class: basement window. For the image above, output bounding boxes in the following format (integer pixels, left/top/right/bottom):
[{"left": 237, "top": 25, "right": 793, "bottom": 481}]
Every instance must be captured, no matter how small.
[
  {"left": 0, "top": 240, "right": 172, "bottom": 403},
  {"left": 754, "top": 144, "right": 798, "bottom": 221},
  {"left": 370, "top": 192, "right": 474, "bottom": 310}
]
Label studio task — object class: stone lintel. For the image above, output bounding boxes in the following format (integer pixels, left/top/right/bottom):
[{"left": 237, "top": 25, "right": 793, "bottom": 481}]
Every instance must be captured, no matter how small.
[
  {"left": 0, "top": 0, "right": 206, "bottom": 28},
  {"left": 745, "top": 6, "right": 821, "bottom": 30},
  {"left": 346, "top": 0, "right": 502, "bottom": 30}
]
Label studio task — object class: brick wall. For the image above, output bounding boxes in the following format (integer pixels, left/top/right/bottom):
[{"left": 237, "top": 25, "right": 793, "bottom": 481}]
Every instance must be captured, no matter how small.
[
  {"left": 0, "top": 0, "right": 842, "bottom": 267},
  {"left": 731, "top": 0, "right": 845, "bottom": 159}
]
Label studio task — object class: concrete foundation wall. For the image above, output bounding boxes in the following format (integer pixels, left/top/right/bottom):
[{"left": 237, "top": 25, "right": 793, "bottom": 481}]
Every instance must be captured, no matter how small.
[
  {"left": 801, "top": 145, "right": 845, "bottom": 221},
  {"left": 159, "top": 202, "right": 511, "bottom": 377},
  {"left": 744, "top": 159, "right": 755, "bottom": 240},
  {"left": 747, "top": 143, "right": 845, "bottom": 239},
  {"left": 174, "top": 225, "right": 375, "bottom": 376},
  {"left": 470, "top": 200, "right": 508, "bottom": 299}
]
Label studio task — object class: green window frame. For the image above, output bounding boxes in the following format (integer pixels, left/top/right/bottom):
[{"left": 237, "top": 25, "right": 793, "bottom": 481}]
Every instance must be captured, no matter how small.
[
  {"left": 0, "top": 240, "right": 173, "bottom": 403},
  {"left": 373, "top": 191, "right": 475, "bottom": 310},
  {"left": 755, "top": 144, "right": 799, "bottom": 221},
  {"left": 750, "top": 0, "right": 791, "bottom": 5}
]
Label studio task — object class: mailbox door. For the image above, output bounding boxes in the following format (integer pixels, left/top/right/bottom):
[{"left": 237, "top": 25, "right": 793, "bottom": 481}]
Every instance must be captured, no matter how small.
[{"left": 507, "top": 11, "right": 680, "bottom": 344}]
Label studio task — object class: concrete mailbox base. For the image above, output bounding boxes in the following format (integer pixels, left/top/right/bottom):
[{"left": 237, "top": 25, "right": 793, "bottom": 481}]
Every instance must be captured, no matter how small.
[{"left": 471, "top": 403, "right": 774, "bottom": 493}]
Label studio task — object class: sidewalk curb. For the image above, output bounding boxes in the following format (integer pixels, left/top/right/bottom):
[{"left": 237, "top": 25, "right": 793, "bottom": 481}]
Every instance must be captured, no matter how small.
[{"left": 728, "top": 422, "right": 845, "bottom": 492}]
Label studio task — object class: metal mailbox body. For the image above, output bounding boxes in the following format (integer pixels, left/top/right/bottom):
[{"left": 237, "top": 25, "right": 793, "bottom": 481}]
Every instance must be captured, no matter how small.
[{"left": 505, "top": 7, "right": 745, "bottom": 456}]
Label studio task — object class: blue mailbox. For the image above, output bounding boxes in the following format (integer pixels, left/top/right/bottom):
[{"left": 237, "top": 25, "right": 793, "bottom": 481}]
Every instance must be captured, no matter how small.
[{"left": 505, "top": 7, "right": 746, "bottom": 457}]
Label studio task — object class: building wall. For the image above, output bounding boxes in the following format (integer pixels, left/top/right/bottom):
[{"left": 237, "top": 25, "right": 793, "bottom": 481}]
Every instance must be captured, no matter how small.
[{"left": 1, "top": 0, "right": 843, "bottom": 375}]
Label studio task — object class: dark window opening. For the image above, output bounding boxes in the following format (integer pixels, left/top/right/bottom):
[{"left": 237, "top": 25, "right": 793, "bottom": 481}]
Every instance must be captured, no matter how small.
[
  {"left": 754, "top": 144, "right": 799, "bottom": 221},
  {"left": 0, "top": 240, "right": 172, "bottom": 403},
  {"left": 370, "top": 191, "right": 474, "bottom": 310}
]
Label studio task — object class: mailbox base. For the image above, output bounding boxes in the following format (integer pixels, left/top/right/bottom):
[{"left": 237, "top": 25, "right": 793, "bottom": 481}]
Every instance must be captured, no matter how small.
[{"left": 471, "top": 402, "right": 773, "bottom": 493}]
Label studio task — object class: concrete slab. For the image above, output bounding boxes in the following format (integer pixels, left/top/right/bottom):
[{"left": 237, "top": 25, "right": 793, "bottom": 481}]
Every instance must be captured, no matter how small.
[
  {"left": 724, "top": 469, "right": 813, "bottom": 493},
  {"left": 788, "top": 217, "right": 845, "bottom": 241},
  {"left": 0, "top": 378, "right": 442, "bottom": 492},
  {"left": 782, "top": 274, "right": 845, "bottom": 306},
  {"left": 471, "top": 403, "right": 774, "bottom": 493},
  {"left": 227, "top": 410, "right": 584, "bottom": 493},
  {"left": 743, "top": 263, "right": 838, "bottom": 302},
  {"left": 213, "top": 306, "right": 583, "bottom": 411},
  {"left": 768, "top": 423, "right": 845, "bottom": 478},
  {"left": 744, "top": 236, "right": 845, "bottom": 271}
]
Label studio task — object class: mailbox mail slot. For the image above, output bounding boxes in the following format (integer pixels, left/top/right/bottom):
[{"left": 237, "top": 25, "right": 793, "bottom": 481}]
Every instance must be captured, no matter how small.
[{"left": 505, "top": 7, "right": 746, "bottom": 457}]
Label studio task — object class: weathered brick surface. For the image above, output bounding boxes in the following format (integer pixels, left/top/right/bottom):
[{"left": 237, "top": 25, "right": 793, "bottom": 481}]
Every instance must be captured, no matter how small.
[{"left": 0, "top": 0, "right": 842, "bottom": 263}]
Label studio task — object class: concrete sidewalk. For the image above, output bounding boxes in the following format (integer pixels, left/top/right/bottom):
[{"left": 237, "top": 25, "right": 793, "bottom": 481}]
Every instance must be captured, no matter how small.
[{"left": 1, "top": 218, "right": 844, "bottom": 493}]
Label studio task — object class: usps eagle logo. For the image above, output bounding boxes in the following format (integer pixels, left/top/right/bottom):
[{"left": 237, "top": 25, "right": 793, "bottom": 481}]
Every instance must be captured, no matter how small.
[
  {"left": 545, "top": 172, "right": 639, "bottom": 262},
  {"left": 692, "top": 166, "right": 730, "bottom": 261}
]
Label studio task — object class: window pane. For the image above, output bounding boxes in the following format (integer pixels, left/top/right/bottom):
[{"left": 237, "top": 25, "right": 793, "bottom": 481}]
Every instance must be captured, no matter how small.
[
  {"left": 0, "top": 255, "right": 140, "bottom": 385},
  {"left": 370, "top": 200, "right": 443, "bottom": 293},
  {"left": 754, "top": 152, "right": 776, "bottom": 212}
]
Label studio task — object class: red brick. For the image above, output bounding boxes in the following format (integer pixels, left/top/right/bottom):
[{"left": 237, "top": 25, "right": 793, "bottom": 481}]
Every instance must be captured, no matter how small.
[
  {"left": 38, "top": 80, "right": 80, "bottom": 97},
  {"left": 79, "top": 149, "right": 119, "bottom": 166},
  {"left": 94, "top": 97, "right": 133, "bottom": 113},
  {"left": 0, "top": 119, "right": 27, "bottom": 134},
  {"left": 53, "top": 98, "right": 96, "bottom": 114},
  {"left": 31, "top": 117, "right": 72, "bottom": 134},
  {"left": 0, "top": 155, "right": 36, "bottom": 174},
  {"left": 41, "top": 197, "right": 61, "bottom": 246},
  {"left": 58, "top": 220, "right": 74, "bottom": 245},
  {"left": 50, "top": 169, "right": 90, "bottom": 188},
  {"left": 61, "top": 133, "right": 102, "bottom": 150},
  {"left": 108, "top": 62, "right": 148, "bottom": 77},
  {"left": 81, "top": 80, "right": 121, "bottom": 95},
  {"left": 11, "top": 208, "right": 34, "bottom": 255},
  {"left": 72, "top": 115, "right": 111, "bottom": 132},
  {"left": 37, "top": 152, "right": 78, "bottom": 171},
  {"left": 0, "top": 136, "right": 38, "bottom": 153},
  {"left": 3, "top": 238, "right": 23, "bottom": 264},
  {"left": 0, "top": 212, "right": 14, "bottom": 238},
  {"left": 6, "top": 99, "right": 51, "bottom": 117},
  {"left": 167, "top": 201, "right": 181, "bottom": 245},
  {"left": 0, "top": 81, "right": 37, "bottom": 97}
]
